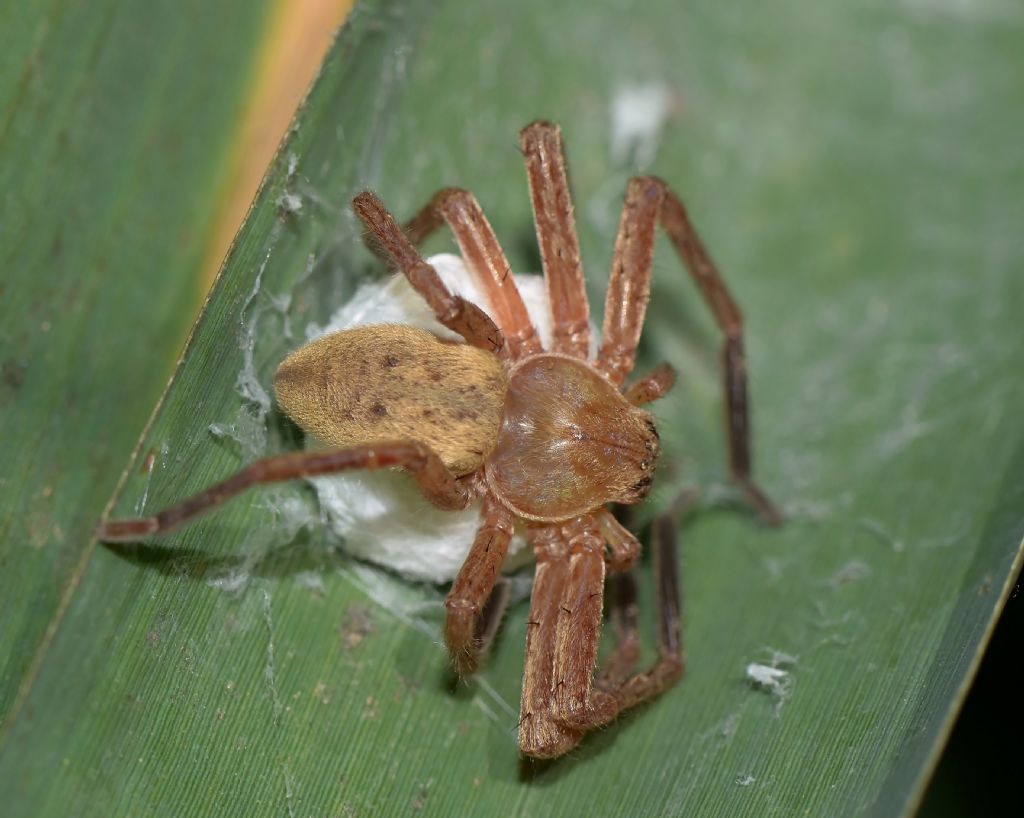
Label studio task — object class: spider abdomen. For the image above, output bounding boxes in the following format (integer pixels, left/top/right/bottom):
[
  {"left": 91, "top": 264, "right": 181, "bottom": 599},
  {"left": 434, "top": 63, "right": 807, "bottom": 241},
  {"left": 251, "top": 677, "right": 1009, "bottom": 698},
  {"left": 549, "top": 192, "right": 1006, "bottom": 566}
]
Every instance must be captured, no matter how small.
[
  {"left": 274, "top": 324, "right": 508, "bottom": 476},
  {"left": 485, "top": 354, "right": 660, "bottom": 521}
]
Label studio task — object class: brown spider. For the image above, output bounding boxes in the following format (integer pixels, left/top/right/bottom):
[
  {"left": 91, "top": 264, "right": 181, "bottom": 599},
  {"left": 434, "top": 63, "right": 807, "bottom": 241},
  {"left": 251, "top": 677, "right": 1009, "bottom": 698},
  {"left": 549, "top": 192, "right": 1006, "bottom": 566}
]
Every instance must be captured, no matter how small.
[{"left": 99, "top": 121, "right": 779, "bottom": 759}]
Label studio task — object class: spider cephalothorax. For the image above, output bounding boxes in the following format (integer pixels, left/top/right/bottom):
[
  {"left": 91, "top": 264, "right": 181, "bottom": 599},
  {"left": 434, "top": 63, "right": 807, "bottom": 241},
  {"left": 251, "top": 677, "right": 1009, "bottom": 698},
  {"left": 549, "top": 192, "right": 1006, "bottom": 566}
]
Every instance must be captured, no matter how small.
[
  {"left": 99, "top": 121, "right": 779, "bottom": 759},
  {"left": 486, "top": 353, "right": 661, "bottom": 521}
]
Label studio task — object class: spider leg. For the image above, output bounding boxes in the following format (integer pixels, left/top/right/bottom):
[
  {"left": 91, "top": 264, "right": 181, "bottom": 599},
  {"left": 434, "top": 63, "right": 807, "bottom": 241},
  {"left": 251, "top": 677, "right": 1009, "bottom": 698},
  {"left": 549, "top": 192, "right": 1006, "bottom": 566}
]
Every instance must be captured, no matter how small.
[
  {"left": 473, "top": 577, "right": 512, "bottom": 666},
  {"left": 595, "top": 502, "right": 674, "bottom": 689},
  {"left": 518, "top": 509, "right": 686, "bottom": 757},
  {"left": 593, "top": 514, "right": 683, "bottom": 719},
  {"left": 518, "top": 523, "right": 584, "bottom": 759},
  {"left": 549, "top": 516, "right": 622, "bottom": 730},
  {"left": 444, "top": 494, "right": 515, "bottom": 675},
  {"left": 521, "top": 514, "right": 641, "bottom": 757},
  {"left": 520, "top": 121, "right": 591, "bottom": 359},
  {"left": 353, "top": 192, "right": 504, "bottom": 355},
  {"left": 597, "top": 177, "right": 781, "bottom": 524},
  {"left": 557, "top": 513, "right": 684, "bottom": 735},
  {"left": 395, "top": 188, "right": 542, "bottom": 360},
  {"left": 97, "top": 441, "right": 472, "bottom": 542},
  {"left": 595, "top": 177, "right": 661, "bottom": 386},
  {"left": 595, "top": 565, "right": 642, "bottom": 690}
]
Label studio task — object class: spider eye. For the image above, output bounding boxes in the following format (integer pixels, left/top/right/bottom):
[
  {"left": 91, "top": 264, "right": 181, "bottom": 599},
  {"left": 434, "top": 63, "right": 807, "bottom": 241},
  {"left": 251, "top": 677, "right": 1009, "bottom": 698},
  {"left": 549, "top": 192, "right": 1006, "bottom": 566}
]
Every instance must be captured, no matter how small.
[{"left": 631, "top": 474, "right": 654, "bottom": 500}]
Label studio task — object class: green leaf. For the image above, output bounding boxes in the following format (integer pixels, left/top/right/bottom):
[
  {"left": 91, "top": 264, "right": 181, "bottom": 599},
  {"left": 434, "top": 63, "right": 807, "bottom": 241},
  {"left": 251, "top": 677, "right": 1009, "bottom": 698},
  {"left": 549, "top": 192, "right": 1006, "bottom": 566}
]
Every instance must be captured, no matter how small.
[
  {"left": 2, "top": 0, "right": 1022, "bottom": 816},
  {"left": 0, "top": 1, "right": 273, "bottom": 717}
]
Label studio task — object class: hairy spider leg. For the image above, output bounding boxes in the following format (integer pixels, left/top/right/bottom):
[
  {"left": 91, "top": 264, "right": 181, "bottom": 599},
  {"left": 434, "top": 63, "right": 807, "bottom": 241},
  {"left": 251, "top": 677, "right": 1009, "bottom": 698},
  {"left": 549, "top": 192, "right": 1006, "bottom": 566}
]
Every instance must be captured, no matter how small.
[
  {"left": 471, "top": 577, "right": 513, "bottom": 669},
  {"left": 519, "top": 523, "right": 583, "bottom": 758},
  {"left": 352, "top": 192, "right": 505, "bottom": 355},
  {"left": 548, "top": 516, "right": 619, "bottom": 731},
  {"left": 595, "top": 176, "right": 661, "bottom": 386},
  {"left": 596, "top": 494, "right": 692, "bottom": 692},
  {"left": 443, "top": 494, "right": 515, "bottom": 675},
  {"left": 596, "top": 177, "right": 782, "bottom": 524},
  {"left": 592, "top": 513, "right": 683, "bottom": 711},
  {"left": 518, "top": 513, "right": 683, "bottom": 758},
  {"left": 395, "top": 188, "right": 543, "bottom": 361},
  {"left": 97, "top": 441, "right": 471, "bottom": 542},
  {"left": 519, "top": 121, "right": 591, "bottom": 359},
  {"left": 595, "top": 562, "right": 643, "bottom": 690}
]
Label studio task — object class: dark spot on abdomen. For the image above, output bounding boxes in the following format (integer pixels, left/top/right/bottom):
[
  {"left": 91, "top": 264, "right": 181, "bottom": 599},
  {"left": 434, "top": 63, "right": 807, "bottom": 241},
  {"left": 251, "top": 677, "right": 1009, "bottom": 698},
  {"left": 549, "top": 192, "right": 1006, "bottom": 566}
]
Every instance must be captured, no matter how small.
[
  {"left": 382, "top": 355, "right": 399, "bottom": 369},
  {"left": 369, "top": 402, "right": 388, "bottom": 418}
]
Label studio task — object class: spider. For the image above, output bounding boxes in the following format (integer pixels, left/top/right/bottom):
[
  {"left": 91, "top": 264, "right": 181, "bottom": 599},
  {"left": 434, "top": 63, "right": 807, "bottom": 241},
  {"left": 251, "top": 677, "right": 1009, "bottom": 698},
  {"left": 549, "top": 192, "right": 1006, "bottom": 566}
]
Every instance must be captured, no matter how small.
[{"left": 99, "top": 121, "right": 780, "bottom": 759}]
